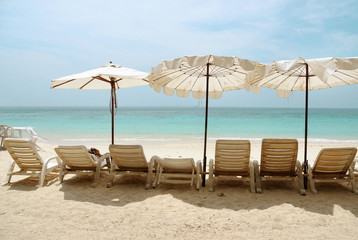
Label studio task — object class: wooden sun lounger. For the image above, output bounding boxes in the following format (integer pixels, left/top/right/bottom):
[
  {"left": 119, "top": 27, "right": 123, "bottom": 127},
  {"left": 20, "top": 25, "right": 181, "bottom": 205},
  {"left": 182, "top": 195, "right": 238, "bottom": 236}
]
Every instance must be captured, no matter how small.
[
  {"left": 107, "top": 145, "right": 155, "bottom": 189},
  {"left": 208, "top": 140, "right": 255, "bottom": 192},
  {"left": 308, "top": 147, "right": 357, "bottom": 194},
  {"left": 55, "top": 146, "right": 110, "bottom": 187},
  {"left": 3, "top": 138, "right": 60, "bottom": 188},
  {"left": 253, "top": 139, "right": 305, "bottom": 195},
  {"left": 152, "top": 157, "right": 202, "bottom": 190}
]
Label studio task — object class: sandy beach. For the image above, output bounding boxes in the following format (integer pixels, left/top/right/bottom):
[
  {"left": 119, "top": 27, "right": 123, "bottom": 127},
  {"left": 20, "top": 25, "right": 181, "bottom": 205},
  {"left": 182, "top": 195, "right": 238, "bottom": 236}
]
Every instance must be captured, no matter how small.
[
  {"left": 2, "top": 0, "right": 358, "bottom": 238},
  {"left": 1, "top": 139, "right": 358, "bottom": 239}
]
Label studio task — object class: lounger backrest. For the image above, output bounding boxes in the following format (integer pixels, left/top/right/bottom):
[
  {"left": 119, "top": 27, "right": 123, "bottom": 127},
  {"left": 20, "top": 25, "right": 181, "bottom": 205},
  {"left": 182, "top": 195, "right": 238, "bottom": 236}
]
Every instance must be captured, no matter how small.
[
  {"left": 55, "top": 146, "right": 97, "bottom": 169},
  {"left": 160, "top": 158, "right": 195, "bottom": 173},
  {"left": 312, "top": 148, "right": 357, "bottom": 177},
  {"left": 109, "top": 145, "right": 148, "bottom": 170},
  {"left": 260, "top": 139, "right": 298, "bottom": 176},
  {"left": 215, "top": 140, "right": 250, "bottom": 175},
  {"left": 4, "top": 138, "right": 43, "bottom": 170}
]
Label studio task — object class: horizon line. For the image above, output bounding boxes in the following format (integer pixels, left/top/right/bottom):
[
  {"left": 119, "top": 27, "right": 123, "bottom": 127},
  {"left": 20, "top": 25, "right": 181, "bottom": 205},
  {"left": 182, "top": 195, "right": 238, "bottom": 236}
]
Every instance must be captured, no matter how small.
[{"left": 1, "top": 106, "right": 358, "bottom": 109}]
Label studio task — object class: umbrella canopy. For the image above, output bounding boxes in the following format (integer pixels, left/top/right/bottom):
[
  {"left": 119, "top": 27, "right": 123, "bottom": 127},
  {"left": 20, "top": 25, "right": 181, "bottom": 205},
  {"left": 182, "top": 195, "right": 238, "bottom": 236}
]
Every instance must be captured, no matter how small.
[
  {"left": 51, "top": 63, "right": 149, "bottom": 144},
  {"left": 149, "top": 55, "right": 258, "bottom": 186},
  {"left": 250, "top": 57, "right": 358, "bottom": 188},
  {"left": 251, "top": 57, "right": 358, "bottom": 97}
]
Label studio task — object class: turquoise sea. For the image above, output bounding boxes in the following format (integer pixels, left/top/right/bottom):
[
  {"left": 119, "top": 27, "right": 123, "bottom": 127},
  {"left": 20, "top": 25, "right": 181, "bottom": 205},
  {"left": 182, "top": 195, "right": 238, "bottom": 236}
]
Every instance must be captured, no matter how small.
[{"left": 1, "top": 107, "right": 358, "bottom": 143}]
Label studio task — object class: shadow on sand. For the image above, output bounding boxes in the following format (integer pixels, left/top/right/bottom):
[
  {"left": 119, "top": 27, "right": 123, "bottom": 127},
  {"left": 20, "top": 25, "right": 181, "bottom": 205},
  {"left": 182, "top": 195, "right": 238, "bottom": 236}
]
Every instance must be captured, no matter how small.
[
  {"left": 31, "top": 173, "right": 358, "bottom": 217},
  {"left": 4, "top": 173, "right": 59, "bottom": 191}
]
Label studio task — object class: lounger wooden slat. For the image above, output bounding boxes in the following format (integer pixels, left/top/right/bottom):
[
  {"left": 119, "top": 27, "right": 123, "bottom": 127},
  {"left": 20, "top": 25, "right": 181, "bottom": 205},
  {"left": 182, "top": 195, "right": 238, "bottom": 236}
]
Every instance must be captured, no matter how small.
[
  {"left": 316, "top": 165, "right": 347, "bottom": 171},
  {"left": 216, "top": 163, "right": 248, "bottom": 168}
]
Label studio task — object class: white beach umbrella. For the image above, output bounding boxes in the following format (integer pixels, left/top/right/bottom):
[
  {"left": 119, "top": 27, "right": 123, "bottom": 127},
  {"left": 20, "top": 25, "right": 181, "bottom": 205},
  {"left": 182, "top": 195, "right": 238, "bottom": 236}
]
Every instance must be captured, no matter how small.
[
  {"left": 149, "top": 55, "right": 258, "bottom": 186},
  {"left": 250, "top": 57, "right": 358, "bottom": 187},
  {"left": 51, "top": 62, "right": 149, "bottom": 144}
]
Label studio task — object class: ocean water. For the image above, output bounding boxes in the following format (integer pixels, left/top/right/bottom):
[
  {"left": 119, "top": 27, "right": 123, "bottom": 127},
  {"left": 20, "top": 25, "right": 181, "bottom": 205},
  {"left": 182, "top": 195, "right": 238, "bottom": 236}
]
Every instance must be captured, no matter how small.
[{"left": 1, "top": 107, "right": 358, "bottom": 143}]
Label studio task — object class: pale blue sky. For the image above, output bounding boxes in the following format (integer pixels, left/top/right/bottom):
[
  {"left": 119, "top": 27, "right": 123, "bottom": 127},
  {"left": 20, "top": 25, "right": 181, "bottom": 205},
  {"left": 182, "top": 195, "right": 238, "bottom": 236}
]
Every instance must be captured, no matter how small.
[{"left": 0, "top": 0, "right": 357, "bottom": 108}]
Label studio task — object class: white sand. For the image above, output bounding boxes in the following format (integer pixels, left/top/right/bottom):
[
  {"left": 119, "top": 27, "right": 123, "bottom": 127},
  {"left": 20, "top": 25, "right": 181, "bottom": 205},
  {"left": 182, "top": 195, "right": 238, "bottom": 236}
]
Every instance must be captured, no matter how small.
[{"left": 1, "top": 139, "right": 358, "bottom": 239}]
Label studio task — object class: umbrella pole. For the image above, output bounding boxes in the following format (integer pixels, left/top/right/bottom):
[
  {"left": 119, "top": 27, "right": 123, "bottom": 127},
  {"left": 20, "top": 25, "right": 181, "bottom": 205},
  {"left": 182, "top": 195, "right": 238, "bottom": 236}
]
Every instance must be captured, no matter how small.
[
  {"left": 202, "top": 62, "right": 210, "bottom": 187},
  {"left": 304, "top": 63, "right": 309, "bottom": 189},
  {"left": 111, "top": 81, "right": 115, "bottom": 145}
]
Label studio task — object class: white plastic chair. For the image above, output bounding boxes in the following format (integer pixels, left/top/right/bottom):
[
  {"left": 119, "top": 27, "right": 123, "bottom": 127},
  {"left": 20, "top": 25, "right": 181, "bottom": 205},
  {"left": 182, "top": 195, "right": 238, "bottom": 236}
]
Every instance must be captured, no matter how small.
[
  {"left": 11, "top": 126, "right": 46, "bottom": 150},
  {"left": 308, "top": 147, "right": 357, "bottom": 194},
  {"left": 2, "top": 138, "right": 60, "bottom": 188},
  {"left": 55, "top": 146, "right": 110, "bottom": 187},
  {"left": 152, "top": 157, "right": 202, "bottom": 190},
  {"left": 0, "top": 125, "right": 13, "bottom": 149},
  {"left": 209, "top": 140, "right": 255, "bottom": 193},
  {"left": 107, "top": 145, "right": 155, "bottom": 189}
]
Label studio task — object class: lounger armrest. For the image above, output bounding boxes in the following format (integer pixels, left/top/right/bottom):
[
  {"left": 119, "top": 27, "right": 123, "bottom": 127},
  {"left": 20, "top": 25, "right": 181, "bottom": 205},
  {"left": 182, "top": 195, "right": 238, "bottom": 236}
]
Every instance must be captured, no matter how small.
[
  {"left": 208, "top": 159, "right": 214, "bottom": 175},
  {"left": 208, "top": 159, "right": 214, "bottom": 192},
  {"left": 209, "top": 159, "right": 214, "bottom": 168},
  {"left": 253, "top": 160, "right": 261, "bottom": 193},
  {"left": 98, "top": 153, "right": 110, "bottom": 160},
  {"left": 349, "top": 158, "right": 356, "bottom": 173},
  {"left": 195, "top": 160, "right": 202, "bottom": 190},
  {"left": 32, "top": 135, "right": 47, "bottom": 143},
  {"left": 353, "top": 158, "right": 358, "bottom": 171},
  {"left": 296, "top": 161, "right": 303, "bottom": 174},
  {"left": 253, "top": 160, "right": 260, "bottom": 176},
  {"left": 149, "top": 156, "right": 159, "bottom": 172},
  {"left": 196, "top": 160, "right": 202, "bottom": 174},
  {"left": 98, "top": 153, "right": 111, "bottom": 168},
  {"left": 307, "top": 164, "right": 313, "bottom": 175},
  {"left": 44, "top": 156, "right": 61, "bottom": 168},
  {"left": 295, "top": 161, "right": 306, "bottom": 195},
  {"left": 154, "top": 156, "right": 164, "bottom": 166}
]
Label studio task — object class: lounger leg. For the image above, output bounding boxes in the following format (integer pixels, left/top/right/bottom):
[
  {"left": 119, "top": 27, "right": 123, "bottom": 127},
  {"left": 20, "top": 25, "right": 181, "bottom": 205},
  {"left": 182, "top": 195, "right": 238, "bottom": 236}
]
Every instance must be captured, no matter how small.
[
  {"left": 91, "top": 167, "right": 101, "bottom": 188},
  {"left": 196, "top": 160, "right": 202, "bottom": 190},
  {"left": 296, "top": 161, "right": 306, "bottom": 195},
  {"left": 36, "top": 156, "right": 60, "bottom": 189},
  {"left": 59, "top": 162, "right": 66, "bottom": 183},
  {"left": 146, "top": 156, "right": 156, "bottom": 190},
  {"left": 308, "top": 165, "right": 317, "bottom": 194},
  {"left": 145, "top": 172, "right": 151, "bottom": 190},
  {"left": 208, "top": 159, "right": 214, "bottom": 192},
  {"left": 152, "top": 163, "right": 158, "bottom": 188},
  {"left": 349, "top": 166, "right": 358, "bottom": 194},
  {"left": 157, "top": 167, "right": 163, "bottom": 185},
  {"left": 253, "top": 160, "right": 262, "bottom": 193},
  {"left": 91, "top": 169, "right": 100, "bottom": 188},
  {"left": 36, "top": 164, "right": 48, "bottom": 189},
  {"left": 106, "top": 159, "right": 115, "bottom": 188},
  {"left": 190, "top": 169, "right": 194, "bottom": 187},
  {"left": 249, "top": 162, "right": 255, "bottom": 193},
  {"left": 92, "top": 155, "right": 108, "bottom": 188},
  {"left": 1, "top": 161, "right": 15, "bottom": 185},
  {"left": 153, "top": 166, "right": 163, "bottom": 188}
]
